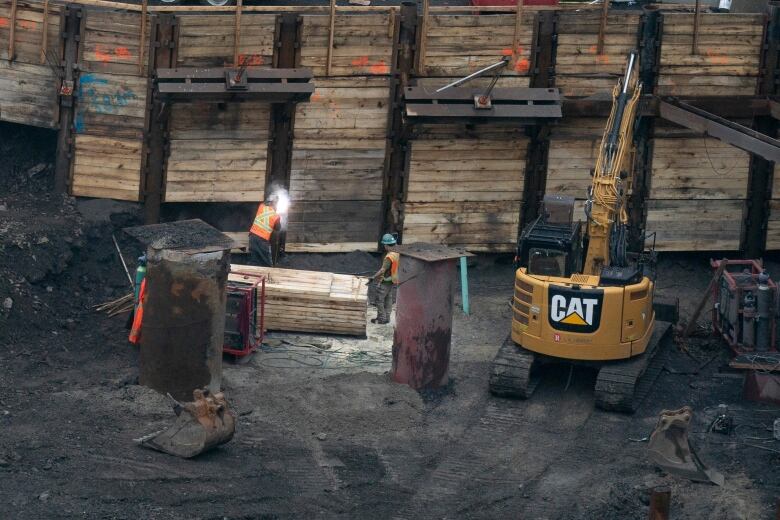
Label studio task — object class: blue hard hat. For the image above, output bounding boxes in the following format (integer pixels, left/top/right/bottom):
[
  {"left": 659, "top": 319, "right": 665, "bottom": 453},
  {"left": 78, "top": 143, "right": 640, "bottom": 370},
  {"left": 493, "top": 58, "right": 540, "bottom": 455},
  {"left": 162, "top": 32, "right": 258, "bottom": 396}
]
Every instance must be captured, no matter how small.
[{"left": 381, "top": 233, "right": 397, "bottom": 245}]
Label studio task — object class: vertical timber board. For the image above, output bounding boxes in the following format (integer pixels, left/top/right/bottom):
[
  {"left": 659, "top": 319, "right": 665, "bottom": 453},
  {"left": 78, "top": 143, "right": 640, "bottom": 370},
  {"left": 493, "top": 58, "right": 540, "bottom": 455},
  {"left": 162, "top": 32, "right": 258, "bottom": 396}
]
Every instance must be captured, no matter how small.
[
  {"left": 383, "top": 1, "right": 417, "bottom": 243},
  {"left": 745, "top": 3, "right": 780, "bottom": 256},
  {"left": 143, "top": 14, "right": 176, "bottom": 224},
  {"left": 520, "top": 11, "right": 556, "bottom": 234},
  {"left": 54, "top": 6, "right": 81, "bottom": 194},
  {"left": 628, "top": 7, "right": 661, "bottom": 252}
]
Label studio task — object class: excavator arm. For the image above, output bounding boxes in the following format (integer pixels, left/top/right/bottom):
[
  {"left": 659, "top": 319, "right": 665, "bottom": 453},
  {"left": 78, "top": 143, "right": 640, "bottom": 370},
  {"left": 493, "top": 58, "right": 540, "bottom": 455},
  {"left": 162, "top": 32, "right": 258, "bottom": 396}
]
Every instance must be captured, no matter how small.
[{"left": 583, "top": 52, "right": 642, "bottom": 276}]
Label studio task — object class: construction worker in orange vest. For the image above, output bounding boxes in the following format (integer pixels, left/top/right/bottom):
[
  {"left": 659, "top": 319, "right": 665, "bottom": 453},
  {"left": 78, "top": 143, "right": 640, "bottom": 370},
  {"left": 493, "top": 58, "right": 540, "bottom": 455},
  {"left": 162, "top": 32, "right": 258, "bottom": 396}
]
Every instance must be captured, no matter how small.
[
  {"left": 371, "top": 234, "right": 399, "bottom": 324},
  {"left": 249, "top": 194, "right": 282, "bottom": 266}
]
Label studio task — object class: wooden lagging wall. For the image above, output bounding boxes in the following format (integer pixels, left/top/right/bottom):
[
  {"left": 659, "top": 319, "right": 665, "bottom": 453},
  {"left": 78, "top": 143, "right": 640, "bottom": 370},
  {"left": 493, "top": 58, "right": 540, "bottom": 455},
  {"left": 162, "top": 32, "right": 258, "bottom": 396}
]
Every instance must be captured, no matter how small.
[
  {"left": 546, "top": 118, "right": 607, "bottom": 219},
  {"left": 286, "top": 13, "right": 394, "bottom": 253},
  {"left": 176, "top": 14, "right": 275, "bottom": 68},
  {"left": 0, "top": 1, "right": 61, "bottom": 128},
  {"left": 300, "top": 13, "right": 394, "bottom": 76},
  {"left": 765, "top": 163, "right": 780, "bottom": 250},
  {"left": 646, "top": 129, "right": 749, "bottom": 251},
  {"left": 403, "top": 126, "right": 527, "bottom": 252},
  {"left": 70, "top": 10, "right": 148, "bottom": 201},
  {"left": 657, "top": 13, "right": 763, "bottom": 97},
  {"left": 419, "top": 14, "right": 533, "bottom": 82},
  {"left": 163, "top": 14, "right": 276, "bottom": 203},
  {"left": 555, "top": 12, "right": 641, "bottom": 97},
  {"left": 288, "top": 77, "right": 388, "bottom": 252},
  {"left": 165, "top": 103, "right": 270, "bottom": 202}
]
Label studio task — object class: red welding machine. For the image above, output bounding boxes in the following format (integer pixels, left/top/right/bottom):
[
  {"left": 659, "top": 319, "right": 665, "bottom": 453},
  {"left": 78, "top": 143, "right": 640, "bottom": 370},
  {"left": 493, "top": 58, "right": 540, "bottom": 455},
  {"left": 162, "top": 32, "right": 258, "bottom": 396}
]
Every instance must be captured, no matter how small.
[{"left": 223, "top": 278, "right": 265, "bottom": 358}]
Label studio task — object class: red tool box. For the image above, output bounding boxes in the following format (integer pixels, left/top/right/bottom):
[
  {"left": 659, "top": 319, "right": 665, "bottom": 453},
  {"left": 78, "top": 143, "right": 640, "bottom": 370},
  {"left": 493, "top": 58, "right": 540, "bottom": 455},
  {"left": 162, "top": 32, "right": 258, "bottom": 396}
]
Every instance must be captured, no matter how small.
[{"left": 223, "top": 277, "right": 266, "bottom": 358}]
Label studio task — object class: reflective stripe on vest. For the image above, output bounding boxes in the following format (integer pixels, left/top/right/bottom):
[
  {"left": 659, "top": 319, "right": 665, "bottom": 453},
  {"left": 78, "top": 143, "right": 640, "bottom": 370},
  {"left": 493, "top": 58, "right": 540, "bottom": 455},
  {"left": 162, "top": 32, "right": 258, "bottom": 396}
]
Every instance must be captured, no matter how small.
[
  {"left": 384, "top": 252, "right": 400, "bottom": 284},
  {"left": 249, "top": 204, "right": 280, "bottom": 240}
]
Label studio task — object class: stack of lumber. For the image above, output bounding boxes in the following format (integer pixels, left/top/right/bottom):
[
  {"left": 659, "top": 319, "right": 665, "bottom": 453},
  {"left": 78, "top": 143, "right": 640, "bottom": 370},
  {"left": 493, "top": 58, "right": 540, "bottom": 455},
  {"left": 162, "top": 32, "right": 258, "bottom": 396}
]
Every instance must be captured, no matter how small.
[
  {"left": 177, "top": 14, "right": 276, "bottom": 68},
  {"left": 555, "top": 12, "right": 641, "bottom": 97},
  {"left": 287, "top": 77, "right": 389, "bottom": 253},
  {"left": 403, "top": 124, "right": 527, "bottom": 252},
  {"left": 0, "top": 0, "right": 61, "bottom": 128},
  {"left": 70, "top": 9, "right": 149, "bottom": 201},
  {"left": 419, "top": 14, "right": 533, "bottom": 80},
  {"left": 657, "top": 13, "right": 763, "bottom": 97},
  {"left": 165, "top": 102, "right": 270, "bottom": 202},
  {"left": 229, "top": 264, "right": 368, "bottom": 336},
  {"left": 646, "top": 129, "right": 749, "bottom": 251},
  {"left": 299, "top": 13, "right": 394, "bottom": 76}
]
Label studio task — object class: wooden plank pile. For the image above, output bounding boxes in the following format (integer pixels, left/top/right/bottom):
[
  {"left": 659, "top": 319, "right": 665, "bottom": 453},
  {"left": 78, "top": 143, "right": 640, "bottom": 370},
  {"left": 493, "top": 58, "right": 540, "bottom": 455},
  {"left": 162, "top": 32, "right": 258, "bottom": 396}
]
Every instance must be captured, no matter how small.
[
  {"left": 657, "top": 13, "right": 763, "bottom": 97},
  {"left": 0, "top": 0, "right": 61, "bottom": 128},
  {"left": 287, "top": 77, "right": 389, "bottom": 253},
  {"left": 403, "top": 125, "right": 527, "bottom": 252},
  {"left": 229, "top": 264, "right": 369, "bottom": 336},
  {"left": 165, "top": 102, "right": 270, "bottom": 202},
  {"left": 70, "top": 9, "right": 149, "bottom": 201},
  {"left": 555, "top": 12, "right": 641, "bottom": 97}
]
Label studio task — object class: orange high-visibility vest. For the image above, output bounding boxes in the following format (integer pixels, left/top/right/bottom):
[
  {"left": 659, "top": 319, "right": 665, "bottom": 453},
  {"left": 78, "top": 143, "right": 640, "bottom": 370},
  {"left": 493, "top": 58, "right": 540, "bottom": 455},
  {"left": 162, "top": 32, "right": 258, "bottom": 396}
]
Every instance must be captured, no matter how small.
[
  {"left": 249, "top": 203, "right": 280, "bottom": 240},
  {"left": 129, "top": 278, "right": 146, "bottom": 345},
  {"left": 384, "top": 252, "right": 400, "bottom": 285}
]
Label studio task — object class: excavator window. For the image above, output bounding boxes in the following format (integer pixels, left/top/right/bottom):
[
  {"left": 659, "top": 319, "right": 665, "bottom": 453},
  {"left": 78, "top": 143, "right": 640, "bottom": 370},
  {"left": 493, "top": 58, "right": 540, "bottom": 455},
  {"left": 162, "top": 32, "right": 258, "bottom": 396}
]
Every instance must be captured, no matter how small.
[{"left": 528, "top": 248, "right": 566, "bottom": 277}]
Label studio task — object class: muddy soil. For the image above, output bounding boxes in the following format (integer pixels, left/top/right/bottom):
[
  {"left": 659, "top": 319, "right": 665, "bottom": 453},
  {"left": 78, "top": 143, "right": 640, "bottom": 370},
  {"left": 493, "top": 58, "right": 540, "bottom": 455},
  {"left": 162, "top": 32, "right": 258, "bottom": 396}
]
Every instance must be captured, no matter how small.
[{"left": 0, "top": 121, "right": 778, "bottom": 519}]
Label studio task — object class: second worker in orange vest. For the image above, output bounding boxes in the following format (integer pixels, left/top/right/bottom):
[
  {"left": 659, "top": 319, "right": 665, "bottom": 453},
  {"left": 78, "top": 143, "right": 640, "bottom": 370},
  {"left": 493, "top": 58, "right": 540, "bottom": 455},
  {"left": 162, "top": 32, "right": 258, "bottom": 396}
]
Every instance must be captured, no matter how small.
[
  {"left": 249, "top": 196, "right": 282, "bottom": 267},
  {"left": 371, "top": 234, "right": 399, "bottom": 325}
]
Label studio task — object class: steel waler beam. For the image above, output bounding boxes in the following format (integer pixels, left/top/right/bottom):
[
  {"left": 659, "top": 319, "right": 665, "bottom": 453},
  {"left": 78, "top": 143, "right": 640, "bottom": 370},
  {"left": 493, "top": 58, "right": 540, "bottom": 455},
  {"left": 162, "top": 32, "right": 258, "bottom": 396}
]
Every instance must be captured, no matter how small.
[
  {"left": 519, "top": 10, "right": 557, "bottom": 235},
  {"left": 266, "top": 13, "right": 302, "bottom": 251},
  {"left": 744, "top": 2, "right": 780, "bottom": 257},
  {"left": 381, "top": 1, "right": 418, "bottom": 243},
  {"left": 143, "top": 14, "right": 177, "bottom": 224},
  {"left": 54, "top": 7, "right": 82, "bottom": 194}
]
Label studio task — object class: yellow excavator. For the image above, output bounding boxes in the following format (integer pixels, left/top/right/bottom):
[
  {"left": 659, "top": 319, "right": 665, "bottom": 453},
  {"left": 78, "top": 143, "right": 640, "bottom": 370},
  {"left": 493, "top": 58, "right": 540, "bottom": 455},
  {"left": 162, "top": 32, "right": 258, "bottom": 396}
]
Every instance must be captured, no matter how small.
[{"left": 490, "top": 51, "right": 674, "bottom": 412}]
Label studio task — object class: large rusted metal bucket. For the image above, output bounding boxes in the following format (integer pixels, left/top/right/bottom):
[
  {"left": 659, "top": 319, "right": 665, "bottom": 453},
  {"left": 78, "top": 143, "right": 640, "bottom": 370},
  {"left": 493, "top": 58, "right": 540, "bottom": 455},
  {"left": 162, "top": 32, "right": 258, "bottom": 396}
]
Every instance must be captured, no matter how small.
[{"left": 392, "top": 244, "right": 465, "bottom": 390}]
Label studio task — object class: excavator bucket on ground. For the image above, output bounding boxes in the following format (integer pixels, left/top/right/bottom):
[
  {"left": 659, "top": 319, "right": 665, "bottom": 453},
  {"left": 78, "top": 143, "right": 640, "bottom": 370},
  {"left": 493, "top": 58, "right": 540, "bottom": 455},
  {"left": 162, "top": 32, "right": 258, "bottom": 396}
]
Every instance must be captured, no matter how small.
[
  {"left": 647, "top": 406, "right": 724, "bottom": 486},
  {"left": 136, "top": 388, "right": 236, "bottom": 458}
]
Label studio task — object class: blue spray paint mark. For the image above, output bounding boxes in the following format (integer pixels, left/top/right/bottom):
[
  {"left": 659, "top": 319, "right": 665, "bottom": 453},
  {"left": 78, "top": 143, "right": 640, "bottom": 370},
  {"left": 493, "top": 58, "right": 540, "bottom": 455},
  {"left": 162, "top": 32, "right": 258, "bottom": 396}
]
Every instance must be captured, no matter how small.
[{"left": 75, "top": 73, "right": 138, "bottom": 133}]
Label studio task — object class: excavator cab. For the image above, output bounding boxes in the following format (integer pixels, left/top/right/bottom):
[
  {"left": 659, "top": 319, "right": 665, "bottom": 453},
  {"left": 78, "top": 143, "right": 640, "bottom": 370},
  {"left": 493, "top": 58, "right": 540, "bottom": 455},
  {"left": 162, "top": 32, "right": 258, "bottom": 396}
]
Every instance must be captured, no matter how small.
[{"left": 516, "top": 194, "right": 582, "bottom": 278}]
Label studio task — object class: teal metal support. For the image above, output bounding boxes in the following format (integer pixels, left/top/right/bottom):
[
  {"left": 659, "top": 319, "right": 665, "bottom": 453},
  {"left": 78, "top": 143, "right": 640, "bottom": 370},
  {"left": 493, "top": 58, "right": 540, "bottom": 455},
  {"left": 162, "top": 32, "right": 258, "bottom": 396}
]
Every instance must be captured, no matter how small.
[{"left": 460, "top": 256, "right": 470, "bottom": 316}]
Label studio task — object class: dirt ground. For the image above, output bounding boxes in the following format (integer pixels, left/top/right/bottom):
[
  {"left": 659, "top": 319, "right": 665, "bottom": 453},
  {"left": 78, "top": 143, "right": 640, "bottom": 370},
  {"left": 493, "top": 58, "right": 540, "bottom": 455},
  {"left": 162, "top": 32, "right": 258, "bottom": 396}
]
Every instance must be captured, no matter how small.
[{"left": 1, "top": 121, "right": 779, "bottom": 519}]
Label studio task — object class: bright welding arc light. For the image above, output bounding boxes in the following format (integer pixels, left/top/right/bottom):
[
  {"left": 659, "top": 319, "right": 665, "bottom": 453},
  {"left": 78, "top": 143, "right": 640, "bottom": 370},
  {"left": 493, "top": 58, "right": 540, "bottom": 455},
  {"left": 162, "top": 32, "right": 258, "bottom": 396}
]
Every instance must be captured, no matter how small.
[{"left": 275, "top": 190, "right": 290, "bottom": 215}]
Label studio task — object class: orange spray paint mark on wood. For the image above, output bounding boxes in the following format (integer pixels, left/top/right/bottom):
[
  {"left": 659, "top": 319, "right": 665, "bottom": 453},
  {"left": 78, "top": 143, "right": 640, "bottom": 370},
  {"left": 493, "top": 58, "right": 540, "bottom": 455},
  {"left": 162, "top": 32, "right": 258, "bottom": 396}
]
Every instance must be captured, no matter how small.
[
  {"left": 310, "top": 92, "right": 323, "bottom": 102},
  {"left": 115, "top": 47, "right": 131, "bottom": 59},
  {"left": 370, "top": 60, "right": 389, "bottom": 74},
  {"left": 19, "top": 20, "right": 37, "bottom": 30},
  {"left": 238, "top": 54, "right": 264, "bottom": 66},
  {"left": 596, "top": 54, "right": 610, "bottom": 65},
  {"left": 95, "top": 45, "right": 113, "bottom": 63},
  {"left": 704, "top": 49, "right": 728, "bottom": 65},
  {"left": 351, "top": 55, "right": 370, "bottom": 67},
  {"left": 0, "top": 17, "right": 9, "bottom": 28},
  {"left": 514, "top": 58, "right": 530, "bottom": 73}
]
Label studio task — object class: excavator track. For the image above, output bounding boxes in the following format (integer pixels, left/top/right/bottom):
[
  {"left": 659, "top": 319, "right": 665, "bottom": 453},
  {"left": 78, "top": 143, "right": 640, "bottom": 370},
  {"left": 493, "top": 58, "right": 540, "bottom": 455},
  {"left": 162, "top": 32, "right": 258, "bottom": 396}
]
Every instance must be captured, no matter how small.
[
  {"left": 489, "top": 337, "right": 540, "bottom": 399},
  {"left": 594, "top": 321, "right": 672, "bottom": 413}
]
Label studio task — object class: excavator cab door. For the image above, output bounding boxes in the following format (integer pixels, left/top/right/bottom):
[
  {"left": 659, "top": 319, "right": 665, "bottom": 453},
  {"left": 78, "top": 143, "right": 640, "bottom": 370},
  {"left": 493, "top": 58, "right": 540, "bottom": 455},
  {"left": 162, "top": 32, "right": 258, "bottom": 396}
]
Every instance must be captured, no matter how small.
[{"left": 517, "top": 194, "right": 582, "bottom": 276}]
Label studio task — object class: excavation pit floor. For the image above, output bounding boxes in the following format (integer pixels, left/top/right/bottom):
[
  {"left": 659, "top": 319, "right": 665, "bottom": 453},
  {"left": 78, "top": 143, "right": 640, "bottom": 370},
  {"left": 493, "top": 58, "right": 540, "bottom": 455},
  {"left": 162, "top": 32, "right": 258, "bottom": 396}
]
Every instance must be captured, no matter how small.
[{"left": 0, "top": 122, "right": 778, "bottom": 519}]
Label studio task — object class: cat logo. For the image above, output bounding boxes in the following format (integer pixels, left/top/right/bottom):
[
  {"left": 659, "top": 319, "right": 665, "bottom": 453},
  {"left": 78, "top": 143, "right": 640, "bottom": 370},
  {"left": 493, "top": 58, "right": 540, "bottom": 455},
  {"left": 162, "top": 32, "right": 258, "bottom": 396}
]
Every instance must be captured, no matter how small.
[{"left": 548, "top": 286, "right": 604, "bottom": 333}]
